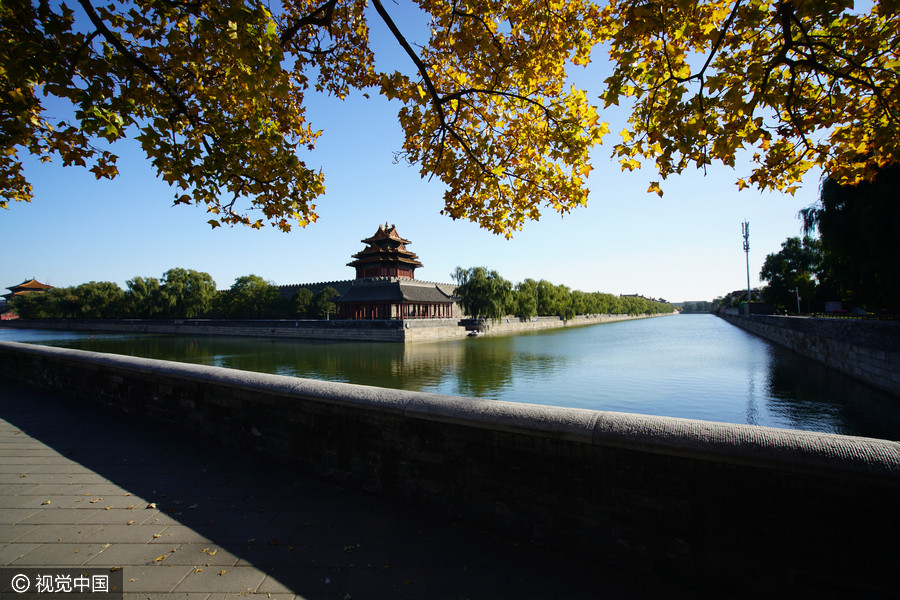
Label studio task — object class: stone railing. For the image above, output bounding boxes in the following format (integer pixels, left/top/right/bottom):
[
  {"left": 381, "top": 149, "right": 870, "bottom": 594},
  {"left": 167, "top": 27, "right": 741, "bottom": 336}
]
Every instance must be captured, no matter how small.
[{"left": 1, "top": 340, "right": 897, "bottom": 597}]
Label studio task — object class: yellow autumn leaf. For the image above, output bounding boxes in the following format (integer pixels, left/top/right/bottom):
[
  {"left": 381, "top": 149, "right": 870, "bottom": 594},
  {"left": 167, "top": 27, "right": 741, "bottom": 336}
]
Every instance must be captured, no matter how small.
[{"left": 2, "top": 0, "right": 896, "bottom": 235}]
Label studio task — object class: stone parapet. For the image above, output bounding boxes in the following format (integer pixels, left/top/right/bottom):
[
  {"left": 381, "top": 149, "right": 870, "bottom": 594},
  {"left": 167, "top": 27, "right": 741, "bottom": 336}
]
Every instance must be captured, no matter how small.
[{"left": 1, "top": 340, "right": 897, "bottom": 597}]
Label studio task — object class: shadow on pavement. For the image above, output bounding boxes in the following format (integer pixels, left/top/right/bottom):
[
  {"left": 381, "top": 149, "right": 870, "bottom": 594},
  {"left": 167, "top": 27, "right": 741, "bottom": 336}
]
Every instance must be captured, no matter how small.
[{"left": 1, "top": 380, "right": 658, "bottom": 599}]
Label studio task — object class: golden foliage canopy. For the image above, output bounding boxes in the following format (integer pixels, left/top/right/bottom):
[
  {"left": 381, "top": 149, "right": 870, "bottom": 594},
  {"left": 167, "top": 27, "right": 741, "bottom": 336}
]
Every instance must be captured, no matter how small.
[
  {"left": 2, "top": 1, "right": 898, "bottom": 236},
  {"left": 599, "top": 0, "right": 900, "bottom": 196}
]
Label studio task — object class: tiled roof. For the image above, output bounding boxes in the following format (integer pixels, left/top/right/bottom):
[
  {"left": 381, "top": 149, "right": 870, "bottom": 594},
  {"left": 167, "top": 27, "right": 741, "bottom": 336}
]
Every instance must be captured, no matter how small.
[
  {"left": 336, "top": 281, "right": 455, "bottom": 304},
  {"left": 8, "top": 278, "right": 53, "bottom": 292}
]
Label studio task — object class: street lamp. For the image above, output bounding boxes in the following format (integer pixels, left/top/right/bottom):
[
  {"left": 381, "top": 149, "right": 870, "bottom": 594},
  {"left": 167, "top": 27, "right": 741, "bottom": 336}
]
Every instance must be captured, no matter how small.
[{"left": 793, "top": 287, "right": 801, "bottom": 315}]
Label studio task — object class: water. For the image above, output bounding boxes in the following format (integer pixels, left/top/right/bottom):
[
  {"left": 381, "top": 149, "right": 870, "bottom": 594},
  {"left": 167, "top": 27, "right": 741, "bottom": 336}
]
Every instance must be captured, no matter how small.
[{"left": 3, "top": 315, "right": 898, "bottom": 440}]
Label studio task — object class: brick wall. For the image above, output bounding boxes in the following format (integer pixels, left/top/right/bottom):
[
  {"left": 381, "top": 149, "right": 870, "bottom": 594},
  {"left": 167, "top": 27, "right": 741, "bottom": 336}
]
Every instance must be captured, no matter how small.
[{"left": 2, "top": 340, "right": 898, "bottom": 597}]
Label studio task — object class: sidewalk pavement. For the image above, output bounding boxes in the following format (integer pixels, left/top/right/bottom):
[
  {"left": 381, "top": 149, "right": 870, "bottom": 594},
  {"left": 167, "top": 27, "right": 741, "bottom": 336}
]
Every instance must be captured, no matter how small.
[{"left": 0, "top": 381, "right": 654, "bottom": 600}]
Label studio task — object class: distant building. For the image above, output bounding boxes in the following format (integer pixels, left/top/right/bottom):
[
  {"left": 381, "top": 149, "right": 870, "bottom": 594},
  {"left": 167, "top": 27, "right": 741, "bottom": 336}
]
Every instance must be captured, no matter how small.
[
  {"left": 3, "top": 278, "right": 53, "bottom": 302},
  {"left": 280, "top": 224, "right": 459, "bottom": 320},
  {"left": 2, "top": 278, "right": 54, "bottom": 319}
]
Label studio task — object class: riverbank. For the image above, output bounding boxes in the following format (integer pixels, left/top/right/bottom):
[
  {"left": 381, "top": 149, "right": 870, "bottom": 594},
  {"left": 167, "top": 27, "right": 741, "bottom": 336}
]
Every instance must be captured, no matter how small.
[
  {"left": 0, "top": 312, "right": 675, "bottom": 343},
  {"left": 719, "top": 313, "right": 900, "bottom": 397}
]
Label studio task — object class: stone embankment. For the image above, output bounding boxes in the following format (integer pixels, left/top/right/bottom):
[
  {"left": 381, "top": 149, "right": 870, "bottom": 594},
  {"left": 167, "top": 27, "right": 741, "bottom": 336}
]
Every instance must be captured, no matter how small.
[
  {"left": 720, "top": 313, "right": 900, "bottom": 396},
  {"left": 466, "top": 311, "right": 675, "bottom": 335},
  {"left": 0, "top": 312, "right": 674, "bottom": 343},
  {"left": 2, "top": 339, "right": 897, "bottom": 597}
]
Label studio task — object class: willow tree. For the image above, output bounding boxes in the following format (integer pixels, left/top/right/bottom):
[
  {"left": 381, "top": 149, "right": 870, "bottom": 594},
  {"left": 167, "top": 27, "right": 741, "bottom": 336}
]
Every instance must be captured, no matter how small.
[{"left": 3, "top": 1, "right": 898, "bottom": 236}]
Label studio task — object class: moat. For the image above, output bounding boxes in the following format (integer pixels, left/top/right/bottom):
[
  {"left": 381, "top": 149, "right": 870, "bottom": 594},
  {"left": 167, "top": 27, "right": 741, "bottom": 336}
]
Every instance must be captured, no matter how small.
[{"left": 3, "top": 314, "right": 898, "bottom": 440}]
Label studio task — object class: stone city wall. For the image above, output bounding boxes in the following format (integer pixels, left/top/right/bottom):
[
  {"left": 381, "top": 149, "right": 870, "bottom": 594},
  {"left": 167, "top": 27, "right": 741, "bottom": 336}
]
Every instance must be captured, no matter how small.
[
  {"left": 1, "top": 340, "right": 897, "bottom": 597},
  {"left": 471, "top": 312, "right": 675, "bottom": 335},
  {"left": 0, "top": 318, "right": 469, "bottom": 343},
  {"left": 721, "top": 313, "right": 900, "bottom": 396},
  {"left": 1, "top": 313, "right": 670, "bottom": 343}
]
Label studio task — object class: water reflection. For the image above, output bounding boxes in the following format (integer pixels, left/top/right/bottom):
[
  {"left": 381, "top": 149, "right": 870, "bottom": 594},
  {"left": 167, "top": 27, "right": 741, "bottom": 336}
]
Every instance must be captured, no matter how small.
[
  {"left": 2, "top": 316, "right": 898, "bottom": 440},
  {"left": 763, "top": 343, "right": 899, "bottom": 439}
]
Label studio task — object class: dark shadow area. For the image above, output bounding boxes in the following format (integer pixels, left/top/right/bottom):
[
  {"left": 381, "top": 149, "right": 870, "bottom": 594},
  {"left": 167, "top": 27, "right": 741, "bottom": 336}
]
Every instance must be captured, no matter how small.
[{"left": 0, "top": 380, "right": 675, "bottom": 599}]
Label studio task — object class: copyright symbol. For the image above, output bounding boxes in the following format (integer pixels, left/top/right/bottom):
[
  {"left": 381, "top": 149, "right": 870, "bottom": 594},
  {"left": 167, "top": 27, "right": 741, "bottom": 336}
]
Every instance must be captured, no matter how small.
[{"left": 11, "top": 573, "right": 30, "bottom": 593}]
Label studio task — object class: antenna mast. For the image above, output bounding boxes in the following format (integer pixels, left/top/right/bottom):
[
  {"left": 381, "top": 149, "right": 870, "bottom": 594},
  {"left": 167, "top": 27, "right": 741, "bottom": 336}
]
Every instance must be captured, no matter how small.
[{"left": 742, "top": 221, "right": 751, "bottom": 304}]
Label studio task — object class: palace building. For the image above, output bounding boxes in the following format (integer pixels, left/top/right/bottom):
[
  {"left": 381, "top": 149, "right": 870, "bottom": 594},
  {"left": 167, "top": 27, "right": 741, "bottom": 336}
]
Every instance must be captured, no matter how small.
[
  {"left": 3, "top": 278, "right": 53, "bottom": 303},
  {"left": 2, "top": 278, "right": 54, "bottom": 319},
  {"left": 280, "top": 224, "right": 460, "bottom": 320}
]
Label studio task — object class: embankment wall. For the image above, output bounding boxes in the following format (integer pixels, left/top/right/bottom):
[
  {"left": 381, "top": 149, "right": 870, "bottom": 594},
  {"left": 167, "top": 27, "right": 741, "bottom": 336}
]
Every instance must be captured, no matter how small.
[
  {"left": 720, "top": 313, "right": 900, "bottom": 396},
  {"left": 470, "top": 312, "right": 674, "bottom": 335},
  {"left": 1, "top": 340, "right": 897, "bottom": 596},
  {"left": 0, "top": 313, "right": 671, "bottom": 343},
  {"left": 0, "top": 318, "right": 464, "bottom": 343}
]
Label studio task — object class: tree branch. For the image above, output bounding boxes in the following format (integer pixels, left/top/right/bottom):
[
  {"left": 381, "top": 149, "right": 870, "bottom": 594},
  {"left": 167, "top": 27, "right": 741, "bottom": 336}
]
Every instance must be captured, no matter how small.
[
  {"left": 279, "top": 0, "right": 337, "bottom": 47},
  {"left": 77, "top": 2, "right": 188, "bottom": 117},
  {"left": 371, "top": 0, "right": 486, "bottom": 172}
]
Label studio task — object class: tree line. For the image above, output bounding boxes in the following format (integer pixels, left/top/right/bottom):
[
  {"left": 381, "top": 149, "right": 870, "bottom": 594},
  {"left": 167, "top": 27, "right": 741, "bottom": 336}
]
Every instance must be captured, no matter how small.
[
  {"left": 712, "top": 164, "right": 899, "bottom": 316},
  {"left": 10, "top": 270, "right": 340, "bottom": 320},
  {"left": 451, "top": 266, "right": 673, "bottom": 321}
]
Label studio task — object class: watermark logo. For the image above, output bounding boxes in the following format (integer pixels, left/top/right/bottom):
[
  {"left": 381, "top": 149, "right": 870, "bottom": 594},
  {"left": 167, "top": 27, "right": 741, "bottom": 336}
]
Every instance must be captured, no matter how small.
[{"left": 0, "top": 568, "right": 123, "bottom": 599}]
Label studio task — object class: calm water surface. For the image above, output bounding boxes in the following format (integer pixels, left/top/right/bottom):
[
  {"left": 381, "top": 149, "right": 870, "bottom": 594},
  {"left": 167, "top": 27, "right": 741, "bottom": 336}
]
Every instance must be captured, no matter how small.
[{"left": 3, "top": 315, "right": 898, "bottom": 440}]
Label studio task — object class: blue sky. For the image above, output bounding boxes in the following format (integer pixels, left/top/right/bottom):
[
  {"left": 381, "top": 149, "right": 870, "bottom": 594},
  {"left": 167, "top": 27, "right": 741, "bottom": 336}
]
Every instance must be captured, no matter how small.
[{"left": 1, "top": 3, "right": 819, "bottom": 303}]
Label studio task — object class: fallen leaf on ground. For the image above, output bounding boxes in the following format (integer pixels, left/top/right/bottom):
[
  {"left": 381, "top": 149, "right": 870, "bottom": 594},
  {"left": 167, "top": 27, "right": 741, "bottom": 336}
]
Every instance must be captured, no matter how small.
[
  {"left": 41, "top": 500, "right": 50, "bottom": 505},
  {"left": 153, "top": 555, "right": 166, "bottom": 563}
]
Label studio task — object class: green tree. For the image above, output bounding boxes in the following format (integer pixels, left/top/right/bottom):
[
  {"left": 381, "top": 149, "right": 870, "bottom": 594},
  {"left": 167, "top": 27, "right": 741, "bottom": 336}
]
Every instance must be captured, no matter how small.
[
  {"left": 452, "top": 266, "right": 512, "bottom": 322},
  {"left": 222, "top": 274, "right": 282, "bottom": 318},
  {"left": 535, "top": 280, "right": 560, "bottom": 317},
  {"left": 513, "top": 279, "right": 538, "bottom": 319},
  {"left": 9, "top": 290, "right": 54, "bottom": 319},
  {"left": 312, "top": 286, "right": 340, "bottom": 319},
  {"left": 555, "top": 284, "right": 575, "bottom": 320},
  {"left": 759, "top": 237, "right": 821, "bottom": 313},
  {"left": 124, "top": 276, "right": 163, "bottom": 318},
  {"left": 800, "top": 163, "right": 900, "bottom": 310},
  {"left": 160, "top": 268, "right": 216, "bottom": 318},
  {"left": 291, "top": 287, "right": 314, "bottom": 318},
  {"left": 73, "top": 281, "right": 124, "bottom": 318}
]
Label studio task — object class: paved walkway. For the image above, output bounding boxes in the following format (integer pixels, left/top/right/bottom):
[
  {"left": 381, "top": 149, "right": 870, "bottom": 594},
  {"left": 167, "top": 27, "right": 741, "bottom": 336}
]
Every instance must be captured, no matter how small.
[{"left": 0, "top": 381, "right": 655, "bottom": 599}]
